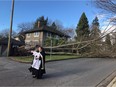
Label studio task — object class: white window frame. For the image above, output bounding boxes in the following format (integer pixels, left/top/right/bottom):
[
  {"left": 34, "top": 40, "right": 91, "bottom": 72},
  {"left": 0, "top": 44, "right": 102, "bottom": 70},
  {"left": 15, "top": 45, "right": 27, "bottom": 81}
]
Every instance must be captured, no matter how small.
[
  {"left": 27, "top": 33, "right": 31, "bottom": 38},
  {"left": 34, "top": 32, "right": 39, "bottom": 37}
]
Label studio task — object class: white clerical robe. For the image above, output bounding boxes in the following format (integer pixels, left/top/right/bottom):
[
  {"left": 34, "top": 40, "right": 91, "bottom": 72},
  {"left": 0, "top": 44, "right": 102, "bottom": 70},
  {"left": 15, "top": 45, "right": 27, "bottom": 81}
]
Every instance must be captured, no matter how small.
[{"left": 31, "top": 51, "right": 42, "bottom": 70}]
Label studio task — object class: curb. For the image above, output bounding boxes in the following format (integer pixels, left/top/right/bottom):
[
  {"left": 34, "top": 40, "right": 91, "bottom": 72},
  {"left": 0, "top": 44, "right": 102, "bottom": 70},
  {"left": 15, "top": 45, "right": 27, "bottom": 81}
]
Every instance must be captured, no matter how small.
[
  {"left": 107, "top": 77, "right": 116, "bottom": 87},
  {"left": 96, "top": 70, "right": 116, "bottom": 87}
]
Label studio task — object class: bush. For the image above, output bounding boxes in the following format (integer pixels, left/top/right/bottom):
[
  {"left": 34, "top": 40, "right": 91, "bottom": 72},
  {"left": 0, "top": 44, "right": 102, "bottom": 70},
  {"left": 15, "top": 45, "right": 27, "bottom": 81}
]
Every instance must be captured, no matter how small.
[{"left": 17, "top": 46, "right": 31, "bottom": 56}]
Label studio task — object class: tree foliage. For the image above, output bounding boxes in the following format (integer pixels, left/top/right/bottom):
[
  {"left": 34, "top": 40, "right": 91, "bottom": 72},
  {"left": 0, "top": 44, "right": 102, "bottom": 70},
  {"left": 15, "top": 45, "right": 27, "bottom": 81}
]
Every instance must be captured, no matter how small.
[
  {"left": 0, "top": 29, "right": 17, "bottom": 39},
  {"left": 90, "top": 16, "right": 101, "bottom": 40},
  {"left": 51, "top": 22, "right": 57, "bottom": 29},
  {"left": 62, "top": 28, "right": 75, "bottom": 39},
  {"left": 105, "top": 34, "right": 112, "bottom": 46},
  {"left": 17, "top": 22, "right": 34, "bottom": 34},
  {"left": 33, "top": 16, "right": 48, "bottom": 28},
  {"left": 54, "top": 20, "right": 64, "bottom": 30},
  {"left": 76, "top": 12, "right": 90, "bottom": 41}
]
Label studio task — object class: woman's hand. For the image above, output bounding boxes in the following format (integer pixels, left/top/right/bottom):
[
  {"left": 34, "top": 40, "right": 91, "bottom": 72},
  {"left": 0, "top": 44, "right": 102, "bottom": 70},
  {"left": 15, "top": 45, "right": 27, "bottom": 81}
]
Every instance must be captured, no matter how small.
[{"left": 31, "top": 50, "right": 34, "bottom": 53}]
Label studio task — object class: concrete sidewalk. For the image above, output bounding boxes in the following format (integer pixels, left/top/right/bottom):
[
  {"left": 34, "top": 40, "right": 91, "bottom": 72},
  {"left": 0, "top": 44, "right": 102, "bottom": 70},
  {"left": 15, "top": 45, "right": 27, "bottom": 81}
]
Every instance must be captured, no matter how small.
[
  {"left": 96, "top": 70, "right": 116, "bottom": 87},
  {"left": 107, "top": 77, "right": 116, "bottom": 87}
]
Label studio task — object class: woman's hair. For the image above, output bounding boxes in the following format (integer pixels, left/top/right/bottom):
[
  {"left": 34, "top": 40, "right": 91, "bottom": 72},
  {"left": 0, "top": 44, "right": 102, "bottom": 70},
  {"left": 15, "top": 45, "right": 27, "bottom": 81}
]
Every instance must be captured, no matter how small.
[
  {"left": 35, "top": 45, "right": 40, "bottom": 48},
  {"left": 39, "top": 46, "right": 44, "bottom": 51},
  {"left": 35, "top": 45, "right": 45, "bottom": 52}
]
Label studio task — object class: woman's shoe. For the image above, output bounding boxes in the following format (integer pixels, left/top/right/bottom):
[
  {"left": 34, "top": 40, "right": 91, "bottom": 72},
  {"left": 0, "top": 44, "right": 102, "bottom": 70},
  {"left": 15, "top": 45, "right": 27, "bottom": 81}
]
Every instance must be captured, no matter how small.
[{"left": 28, "top": 67, "right": 32, "bottom": 72}]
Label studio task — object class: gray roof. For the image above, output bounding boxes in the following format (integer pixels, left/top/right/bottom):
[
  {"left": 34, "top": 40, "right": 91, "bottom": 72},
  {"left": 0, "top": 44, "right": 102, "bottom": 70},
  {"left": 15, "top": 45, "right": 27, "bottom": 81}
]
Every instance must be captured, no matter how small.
[
  {"left": 0, "top": 38, "right": 25, "bottom": 46},
  {"left": 23, "top": 26, "right": 70, "bottom": 38}
]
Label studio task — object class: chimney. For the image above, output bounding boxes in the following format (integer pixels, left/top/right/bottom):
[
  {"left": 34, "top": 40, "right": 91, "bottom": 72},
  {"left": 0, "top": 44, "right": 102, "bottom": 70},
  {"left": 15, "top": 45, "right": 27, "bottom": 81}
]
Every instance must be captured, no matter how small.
[{"left": 38, "top": 21, "right": 41, "bottom": 28}]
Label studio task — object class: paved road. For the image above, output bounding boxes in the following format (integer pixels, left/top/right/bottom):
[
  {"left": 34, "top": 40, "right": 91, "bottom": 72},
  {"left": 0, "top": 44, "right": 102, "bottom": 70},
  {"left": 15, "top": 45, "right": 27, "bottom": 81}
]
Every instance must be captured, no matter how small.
[{"left": 0, "top": 57, "right": 116, "bottom": 87}]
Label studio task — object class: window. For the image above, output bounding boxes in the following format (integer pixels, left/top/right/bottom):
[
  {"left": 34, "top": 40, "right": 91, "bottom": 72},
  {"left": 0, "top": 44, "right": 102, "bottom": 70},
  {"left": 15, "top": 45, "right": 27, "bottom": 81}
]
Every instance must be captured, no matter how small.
[
  {"left": 34, "top": 32, "right": 39, "bottom": 37},
  {"left": 27, "top": 33, "right": 31, "bottom": 37}
]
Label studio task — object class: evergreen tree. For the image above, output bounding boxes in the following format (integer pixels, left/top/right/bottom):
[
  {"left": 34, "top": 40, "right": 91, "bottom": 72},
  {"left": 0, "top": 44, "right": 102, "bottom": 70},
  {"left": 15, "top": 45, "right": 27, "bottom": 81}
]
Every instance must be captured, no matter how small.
[
  {"left": 90, "top": 16, "right": 101, "bottom": 40},
  {"left": 89, "top": 17, "right": 101, "bottom": 55},
  {"left": 51, "top": 22, "right": 57, "bottom": 29},
  {"left": 105, "top": 34, "right": 112, "bottom": 50},
  {"left": 33, "top": 18, "right": 41, "bottom": 28},
  {"left": 45, "top": 17, "right": 48, "bottom": 26},
  {"left": 105, "top": 34, "right": 111, "bottom": 46},
  {"left": 75, "top": 12, "right": 90, "bottom": 54},
  {"left": 33, "top": 16, "right": 48, "bottom": 28},
  {"left": 76, "top": 12, "right": 90, "bottom": 41}
]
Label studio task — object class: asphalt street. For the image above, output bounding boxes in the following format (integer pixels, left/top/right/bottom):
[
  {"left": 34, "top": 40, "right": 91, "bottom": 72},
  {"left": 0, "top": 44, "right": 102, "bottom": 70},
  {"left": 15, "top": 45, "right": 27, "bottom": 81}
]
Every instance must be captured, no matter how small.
[{"left": 0, "top": 57, "right": 116, "bottom": 87}]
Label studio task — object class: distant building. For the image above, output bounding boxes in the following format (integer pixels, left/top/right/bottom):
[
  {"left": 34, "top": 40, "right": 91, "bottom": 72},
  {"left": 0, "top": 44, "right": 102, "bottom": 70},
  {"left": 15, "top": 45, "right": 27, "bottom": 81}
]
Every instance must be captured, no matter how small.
[
  {"left": 14, "top": 33, "right": 25, "bottom": 44},
  {"left": 0, "top": 38, "right": 24, "bottom": 56},
  {"left": 23, "top": 21, "right": 70, "bottom": 48}
]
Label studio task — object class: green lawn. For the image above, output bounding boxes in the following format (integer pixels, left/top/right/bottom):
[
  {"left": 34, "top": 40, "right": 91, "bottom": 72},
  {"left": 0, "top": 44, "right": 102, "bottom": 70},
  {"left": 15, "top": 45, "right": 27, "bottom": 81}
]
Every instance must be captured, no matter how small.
[{"left": 11, "top": 55, "right": 79, "bottom": 63}]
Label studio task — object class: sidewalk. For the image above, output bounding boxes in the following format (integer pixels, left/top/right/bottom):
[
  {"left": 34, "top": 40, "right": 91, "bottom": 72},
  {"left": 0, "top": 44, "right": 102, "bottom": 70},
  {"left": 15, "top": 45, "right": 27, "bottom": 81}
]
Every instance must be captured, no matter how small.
[
  {"left": 107, "top": 77, "right": 116, "bottom": 87},
  {"left": 97, "top": 70, "right": 116, "bottom": 87}
]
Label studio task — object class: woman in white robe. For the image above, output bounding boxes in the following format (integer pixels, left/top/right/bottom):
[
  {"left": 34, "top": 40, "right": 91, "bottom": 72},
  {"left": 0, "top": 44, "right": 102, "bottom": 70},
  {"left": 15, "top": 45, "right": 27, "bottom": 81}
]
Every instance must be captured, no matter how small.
[
  {"left": 29, "top": 51, "right": 44, "bottom": 79},
  {"left": 31, "top": 51, "right": 41, "bottom": 70}
]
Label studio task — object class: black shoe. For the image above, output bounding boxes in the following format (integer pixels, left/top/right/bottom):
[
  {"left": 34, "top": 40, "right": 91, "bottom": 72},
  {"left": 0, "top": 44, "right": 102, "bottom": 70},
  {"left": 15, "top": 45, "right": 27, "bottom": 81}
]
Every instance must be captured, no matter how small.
[
  {"left": 42, "top": 69, "right": 46, "bottom": 74},
  {"left": 28, "top": 67, "right": 32, "bottom": 72}
]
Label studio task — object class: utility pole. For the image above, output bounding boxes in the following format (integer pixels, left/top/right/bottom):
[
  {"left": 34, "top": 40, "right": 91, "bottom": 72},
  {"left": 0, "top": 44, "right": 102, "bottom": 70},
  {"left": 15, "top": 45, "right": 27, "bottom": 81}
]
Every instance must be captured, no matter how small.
[{"left": 7, "top": 0, "right": 15, "bottom": 57}]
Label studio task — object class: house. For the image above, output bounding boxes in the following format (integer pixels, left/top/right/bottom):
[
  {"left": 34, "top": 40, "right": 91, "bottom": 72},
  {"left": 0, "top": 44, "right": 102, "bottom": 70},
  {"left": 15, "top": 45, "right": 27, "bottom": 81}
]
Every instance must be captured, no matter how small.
[
  {"left": 14, "top": 33, "right": 25, "bottom": 44},
  {"left": 23, "top": 21, "right": 70, "bottom": 49},
  {"left": 0, "top": 38, "right": 24, "bottom": 56}
]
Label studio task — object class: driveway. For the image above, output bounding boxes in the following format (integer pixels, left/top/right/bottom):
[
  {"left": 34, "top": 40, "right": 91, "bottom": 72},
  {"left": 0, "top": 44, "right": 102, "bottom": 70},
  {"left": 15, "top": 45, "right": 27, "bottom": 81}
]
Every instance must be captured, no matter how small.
[{"left": 0, "top": 57, "right": 116, "bottom": 87}]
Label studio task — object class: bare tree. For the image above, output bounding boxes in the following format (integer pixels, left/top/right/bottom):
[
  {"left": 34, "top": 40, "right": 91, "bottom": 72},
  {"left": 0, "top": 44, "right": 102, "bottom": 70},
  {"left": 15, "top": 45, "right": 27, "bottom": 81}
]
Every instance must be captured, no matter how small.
[
  {"left": 54, "top": 20, "right": 64, "bottom": 30},
  {"left": 17, "top": 22, "right": 34, "bottom": 33},
  {"left": 0, "top": 28, "right": 17, "bottom": 38},
  {"left": 62, "top": 28, "right": 75, "bottom": 38},
  {"left": 94, "top": 0, "right": 116, "bottom": 23},
  {"left": 94, "top": 0, "right": 116, "bottom": 14}
]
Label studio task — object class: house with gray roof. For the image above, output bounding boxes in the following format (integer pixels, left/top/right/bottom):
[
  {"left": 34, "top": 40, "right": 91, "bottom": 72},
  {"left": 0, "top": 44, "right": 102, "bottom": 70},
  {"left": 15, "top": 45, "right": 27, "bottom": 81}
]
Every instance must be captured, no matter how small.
[
  {"left": 23, "top": 21, "right": 70, "bottom": 48},
  {"left": 0, "top": 38, "right": 24, "bottom": 56}
]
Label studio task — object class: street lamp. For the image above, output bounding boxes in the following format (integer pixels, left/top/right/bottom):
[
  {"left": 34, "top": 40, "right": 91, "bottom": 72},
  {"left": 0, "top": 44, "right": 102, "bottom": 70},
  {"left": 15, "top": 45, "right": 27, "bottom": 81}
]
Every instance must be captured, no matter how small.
[{"left": 7, "top": 0, "right": 15, "bottom": 57}]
